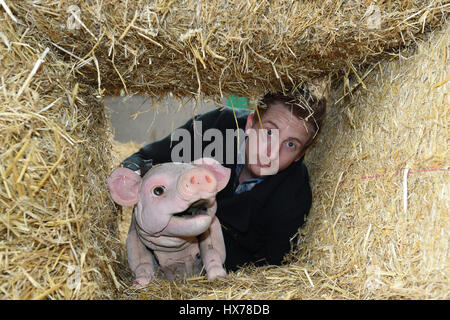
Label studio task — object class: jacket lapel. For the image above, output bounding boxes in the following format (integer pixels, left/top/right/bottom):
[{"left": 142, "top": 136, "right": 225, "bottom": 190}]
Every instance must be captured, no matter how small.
[{"left": 216, "top": 160, "right": 302, "bottom": 233}]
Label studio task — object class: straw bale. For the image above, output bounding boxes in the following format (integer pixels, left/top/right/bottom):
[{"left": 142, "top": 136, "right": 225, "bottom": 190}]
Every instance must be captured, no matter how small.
[
  {"left": 10, "top": 0, "right": 449, "bottom": 99},
  {"left": 292, "top": 23, "right": 449, "bottom": 299},
  {"left": 1, "top": 0, "right": 448, "bottom": 300},
  {"left": 0, "top": 12, "right": 126, "bottom": 299},
  {"left": 113, "top": 24, "right": 449, "bottom": 300}
]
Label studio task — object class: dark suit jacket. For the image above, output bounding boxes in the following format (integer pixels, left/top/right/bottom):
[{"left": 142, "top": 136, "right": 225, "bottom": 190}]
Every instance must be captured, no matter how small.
[{"left": 122, "top": 107, "right": 312, "bottom": 271}]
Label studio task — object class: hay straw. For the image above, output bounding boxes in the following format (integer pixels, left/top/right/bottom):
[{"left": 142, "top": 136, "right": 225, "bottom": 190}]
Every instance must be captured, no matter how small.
[
  {"left": 0, "top": 0, "right": 17, "bottom": 24},
  {"left": 117, "top": 23, "right": 449, "bottom": 300},
  {"left": 15, "top": 47, "right": 49, "bottom": 99},
  {"left": 0, "top": 10, "right": 124, "bottom": 299},
  {"left": 1, "top": 0, "right": 448, "bottom": 300},
  {"left": 300, "top": 24, "right": 449, "bottom": 299},
  {"left": 12, "top": 0, "right": 449, "bottom": 98}
]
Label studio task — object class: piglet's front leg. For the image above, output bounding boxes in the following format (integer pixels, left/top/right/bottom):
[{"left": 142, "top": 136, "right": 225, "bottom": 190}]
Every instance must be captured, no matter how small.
[
  {"left": 199, "top": 217, "right": 226, "bottom": 280},
  {"left": 127, "top": 214, "right": 158, "bottom": 287}
]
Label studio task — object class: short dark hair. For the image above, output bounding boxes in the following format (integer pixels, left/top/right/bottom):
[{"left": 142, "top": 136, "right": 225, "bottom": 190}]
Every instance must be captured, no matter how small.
[{"left": 257, "top": 87, "right": 327, "bottom": 148}]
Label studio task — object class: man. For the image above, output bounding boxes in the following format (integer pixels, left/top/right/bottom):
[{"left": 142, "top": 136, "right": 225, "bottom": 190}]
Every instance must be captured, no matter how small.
[{"left": 121, "top": 88, "right": 326, "bottom": 271}]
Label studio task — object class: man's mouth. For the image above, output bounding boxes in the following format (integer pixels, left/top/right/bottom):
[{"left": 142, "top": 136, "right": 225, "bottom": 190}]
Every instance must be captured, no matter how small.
[
  {"left": 173, "top": 199, "right": 210, "bottom": 218},
  {"left": 256, "top": 159, "right": 271, "bottom": 168}
]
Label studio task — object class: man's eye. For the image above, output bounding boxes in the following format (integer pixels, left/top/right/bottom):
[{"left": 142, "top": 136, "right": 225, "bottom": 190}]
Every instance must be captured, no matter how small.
[
  {"left": 286, "top": 141, "right": 296, "bottom": 149},
  {"left": 151, "top": 186, "right": 166, "bottom": 196},
  {"left": 266, "top": 129, "right": 273, "bottom": 136}
]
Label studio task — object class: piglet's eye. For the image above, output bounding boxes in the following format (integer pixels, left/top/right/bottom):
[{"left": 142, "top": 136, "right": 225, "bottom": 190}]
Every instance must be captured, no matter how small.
[{"left": 151, "top": 185, "right": 166, "bottom": 196}]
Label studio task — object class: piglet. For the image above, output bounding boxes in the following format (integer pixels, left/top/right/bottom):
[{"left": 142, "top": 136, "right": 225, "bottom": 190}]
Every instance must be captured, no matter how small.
[{"left": 107, "top": 158, "right": 230, "bottom": 286}]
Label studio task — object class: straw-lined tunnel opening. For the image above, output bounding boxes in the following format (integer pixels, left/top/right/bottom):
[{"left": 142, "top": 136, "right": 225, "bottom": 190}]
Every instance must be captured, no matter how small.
[{"left": 0, "top": 1, "right": 448, "bottom": 299}]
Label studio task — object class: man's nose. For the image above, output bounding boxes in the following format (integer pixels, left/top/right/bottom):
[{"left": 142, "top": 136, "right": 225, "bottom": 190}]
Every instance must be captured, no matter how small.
[{"left": 266, "top": 136, "right": 280, "bottom": 161}]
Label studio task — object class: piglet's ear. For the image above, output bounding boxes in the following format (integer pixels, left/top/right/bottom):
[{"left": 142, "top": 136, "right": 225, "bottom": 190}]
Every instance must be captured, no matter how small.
[
  {"left": 193, "top": 157, "right": 231, "bottom": 192},
  {"left": 107, "top": 167, "right": 141, "bottom": 206}
]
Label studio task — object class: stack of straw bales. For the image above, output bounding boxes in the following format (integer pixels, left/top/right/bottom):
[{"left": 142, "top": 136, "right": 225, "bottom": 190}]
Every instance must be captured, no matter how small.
[
  {"left": 0, "top": 3, "right": 125, "bottom": 299},
  {"left": 297, "top": 23, "right": 449, "bottom": 299},
  {"left": 124, "top": 23, "right": 449, "bottom": 300},
  {"left": 1, "top": 0, "right": 448, "bottom": 299},
  {"left": 13, "top": 0, "right": 448, "bottom": 98}
]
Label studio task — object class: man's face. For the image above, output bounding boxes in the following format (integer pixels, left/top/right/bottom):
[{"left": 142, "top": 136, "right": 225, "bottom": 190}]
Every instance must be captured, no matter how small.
[{"left": 244, "top": 102, "right": 312, "bottom": 177}]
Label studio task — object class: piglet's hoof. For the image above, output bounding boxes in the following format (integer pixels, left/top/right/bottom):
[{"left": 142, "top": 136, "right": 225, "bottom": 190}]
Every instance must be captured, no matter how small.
[
  {"left": 132, "top": 263, "right": 155, "bottom": 288},
  {"left": 132, "top": 277, "right": 151, "bottom": 289},
  {"left": 207, "top": 266, "right": 227, "bottom": 280}
]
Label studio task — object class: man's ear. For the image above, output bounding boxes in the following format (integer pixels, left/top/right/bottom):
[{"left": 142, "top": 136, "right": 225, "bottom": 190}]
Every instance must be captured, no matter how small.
[{"left": 245, "top": 112, "right": 255, "bottom": 133}]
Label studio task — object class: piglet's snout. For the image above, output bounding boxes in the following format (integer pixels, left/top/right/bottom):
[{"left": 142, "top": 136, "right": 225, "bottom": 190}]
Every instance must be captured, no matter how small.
[{"left": 178, "top": 168, "right": 218, "bottom": 198}]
